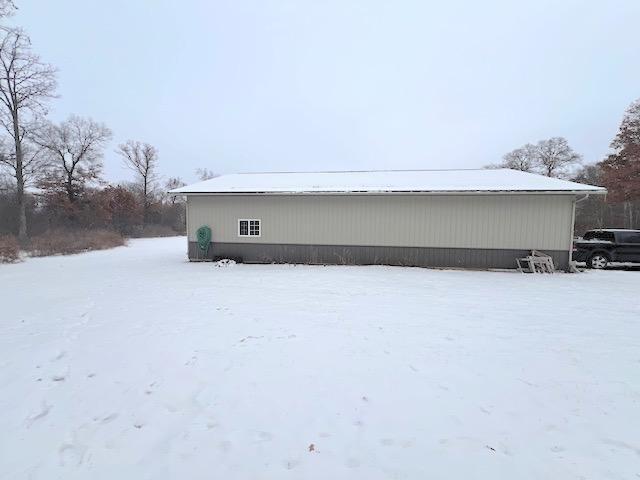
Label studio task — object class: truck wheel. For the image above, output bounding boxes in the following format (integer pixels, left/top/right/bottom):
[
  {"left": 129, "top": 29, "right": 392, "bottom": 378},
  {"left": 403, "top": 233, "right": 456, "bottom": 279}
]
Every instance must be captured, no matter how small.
[{"left": 587, "top": 253, "right": 609, "bottom": 269}]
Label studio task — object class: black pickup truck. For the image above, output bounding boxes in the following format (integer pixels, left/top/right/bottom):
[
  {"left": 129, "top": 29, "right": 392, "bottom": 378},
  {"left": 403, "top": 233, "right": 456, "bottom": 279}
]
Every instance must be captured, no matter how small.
[{"left": 573, "top": 229, "right": 640, "bottom": 269}]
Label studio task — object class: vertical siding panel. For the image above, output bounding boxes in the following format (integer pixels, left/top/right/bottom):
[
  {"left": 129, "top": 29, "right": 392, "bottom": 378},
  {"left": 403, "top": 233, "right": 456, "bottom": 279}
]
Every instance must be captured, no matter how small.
[
  {"left": 453, "top": 196, "right": 462, "bottom": 247},
  {"left": 448, "top": 197, "right": 457, "bottom": 247},
  {"left": 462, "top": 196, "right": 471, "bottom": 248},
  {"left": 453, "top": 197, "right": 471, "bottom": 246},
  {"left": 526, "top": 196, "right": 535, "bottom": 248},
  {"left": 468, "top": 197, "right": 478, "bottom": 248},
  {"left": 520, "top": 197, "right": 527, "bottom": 248},
  {"left": 542, "top": 196, "right": 552, "bottom": 249},
  {"left": 465, "top": 197, "right": 474, "bottom": 249},
  {"left": 416, "top": 196, "right": 422, "bottom": 247},
  {"left": 502, "top": 196, "right": 510, "bottom": 248},
  {"left": 480, "top": 197, "right": 489, "bottom": 249},
  {"left": 530, "top": 196, "right": 539, "bottom": 248},
  {"left": 475, "top": 197, "right": 484, "bottom": 248},
  {"left": 506, "top": 196, "right": 516, "bottom": 249},
  {"left": 513, "top": 196, "right": 523, "bottom": 249},
  {"left": 541, "top": 197, "right": 550, "bottom": 248},
  {"left": 423, "top": 196, "right": 431, "bottom": 246},
  {"left": 436, "top": 197, "right": 445, "bottom": 247}
]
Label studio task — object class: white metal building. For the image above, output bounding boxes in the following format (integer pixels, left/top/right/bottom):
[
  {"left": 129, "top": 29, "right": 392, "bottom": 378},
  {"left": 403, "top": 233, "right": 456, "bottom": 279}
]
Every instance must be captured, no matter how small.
[{"left": 170, "top": 169, "right": 605, "bottom": 270}]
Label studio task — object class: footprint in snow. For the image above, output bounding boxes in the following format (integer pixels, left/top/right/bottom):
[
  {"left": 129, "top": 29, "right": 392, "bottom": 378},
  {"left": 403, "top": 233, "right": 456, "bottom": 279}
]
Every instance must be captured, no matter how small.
[
  {"left": 99, "top": 413, "right": 118, "bottom": 424},
  {"left": 238, "top": 335, "right": 264, "bottom": 344},
  {"left": 59, "top": 443, "right": 85, "bottom": 466},
  {"left": 25, "top": 402, "right": 52, "bottom": 427},
  {"left": 52, "top": 351, "right": 66, "bottom": 362},
  {"left": 145, "top": 381, "right": 157, "bottom": 394}
]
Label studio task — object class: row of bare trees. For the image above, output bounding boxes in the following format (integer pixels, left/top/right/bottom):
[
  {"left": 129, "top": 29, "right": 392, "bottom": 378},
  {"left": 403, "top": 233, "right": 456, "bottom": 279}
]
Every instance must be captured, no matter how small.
[
  {"left": 487, "top": 136, "right": 582, "bottom": 179},
  {"left": 0, "top": 3, "right": 191, "bottom": 241}
]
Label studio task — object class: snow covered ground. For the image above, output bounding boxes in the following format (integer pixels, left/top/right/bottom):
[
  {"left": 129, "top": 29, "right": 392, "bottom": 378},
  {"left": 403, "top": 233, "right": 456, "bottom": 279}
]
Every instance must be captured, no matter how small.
[{"left": 1, "top": 237, "right": 639, "bottom": 480}]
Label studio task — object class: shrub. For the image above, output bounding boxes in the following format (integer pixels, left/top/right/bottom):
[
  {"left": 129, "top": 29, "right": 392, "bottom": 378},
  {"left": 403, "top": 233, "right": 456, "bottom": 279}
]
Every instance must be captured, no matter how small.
[
  {"left": 27, "top": 229, "right": 126, "bottom": 257},
  {"left": 0, "top": 234, "right": 20, "bottom": 263}
]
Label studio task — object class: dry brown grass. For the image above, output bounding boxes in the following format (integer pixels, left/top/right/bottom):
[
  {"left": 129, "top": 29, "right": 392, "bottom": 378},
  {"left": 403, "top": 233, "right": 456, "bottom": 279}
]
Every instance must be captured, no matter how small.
[
  {"left": 27, "top": 229, "right": 126, "bottom": 257},
  {"left": 129, "top": 224, "right": 181, "bottom": 238},
  {"left": 0, "top": 234, "right": 20, "bottom": 263}
]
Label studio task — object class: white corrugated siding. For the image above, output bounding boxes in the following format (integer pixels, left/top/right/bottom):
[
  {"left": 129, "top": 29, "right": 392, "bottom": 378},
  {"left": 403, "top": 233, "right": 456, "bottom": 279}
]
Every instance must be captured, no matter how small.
[{"left": 186, "top": 194, "right": 574, "bottom": 251}]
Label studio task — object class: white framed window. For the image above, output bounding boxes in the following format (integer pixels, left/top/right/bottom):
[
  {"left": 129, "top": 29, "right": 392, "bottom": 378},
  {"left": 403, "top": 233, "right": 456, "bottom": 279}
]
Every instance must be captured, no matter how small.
[{"left": 238, "top": 219, "right": 261, "bottom": 237}]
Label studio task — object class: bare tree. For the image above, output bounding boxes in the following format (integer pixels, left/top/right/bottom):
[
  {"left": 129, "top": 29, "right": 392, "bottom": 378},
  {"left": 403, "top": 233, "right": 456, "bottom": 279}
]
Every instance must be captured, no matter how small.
[
  {"left": 34, "top": 115, "right": 112, "bottom": 203},
  {"left": 195, "top": 167, "right": 218, "bottom": 181},
  {"left": 116, "top": 140, "right": 158, "bottom": 223},
  {"left": 0, "top": 29, "right": 56, "bottom": 240},
  {"left": 0, "top": 169, "right": 10, "bottom": 190},
  {"left": 535, "top": 137, "right": 581, "bottom": 178},
  {"left": 0, "top": 135, "right": 45, "bottom": 187},
  {"left": 0, "top": 1, "right": 16, "bottom": 19},
  {"left": 490, "top": 137, "right": 581, "bottom": 178},
  {"left": 486, "top": 143, "right": 537, "bottom": 171},
  {"left": 164, "top": 176, "right": 185, "bottom": 204}
]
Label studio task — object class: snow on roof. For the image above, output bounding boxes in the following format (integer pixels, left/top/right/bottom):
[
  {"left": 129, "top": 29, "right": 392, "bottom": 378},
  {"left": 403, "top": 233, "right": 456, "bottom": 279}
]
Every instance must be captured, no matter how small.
[{"left": 170, "top": 169, "right": 606, "bottom": 195}]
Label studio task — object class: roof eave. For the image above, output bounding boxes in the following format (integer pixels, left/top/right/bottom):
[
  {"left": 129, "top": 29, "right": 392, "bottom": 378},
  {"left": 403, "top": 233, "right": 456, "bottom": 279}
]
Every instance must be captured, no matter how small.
[{"left": 169, "top": 189, "right": 607, "bottom": 196}]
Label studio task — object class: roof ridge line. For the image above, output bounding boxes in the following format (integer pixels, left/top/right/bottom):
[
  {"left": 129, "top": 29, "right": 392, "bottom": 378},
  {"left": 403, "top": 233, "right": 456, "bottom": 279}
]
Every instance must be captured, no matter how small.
[{"left": 231, "top": 168, "right": 501, "bottom": 175}]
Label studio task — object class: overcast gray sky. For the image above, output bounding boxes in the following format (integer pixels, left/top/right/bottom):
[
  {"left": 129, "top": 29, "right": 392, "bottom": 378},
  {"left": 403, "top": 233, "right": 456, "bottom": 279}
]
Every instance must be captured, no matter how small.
[{"left": 11, "top": 0, "right": 640, "bottom": 184}]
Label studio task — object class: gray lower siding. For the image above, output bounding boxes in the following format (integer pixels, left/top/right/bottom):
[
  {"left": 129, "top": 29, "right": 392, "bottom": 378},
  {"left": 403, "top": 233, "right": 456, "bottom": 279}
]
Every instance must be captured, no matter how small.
[{"left": 188, "top": 242, "right": 569, "bottom": 271}]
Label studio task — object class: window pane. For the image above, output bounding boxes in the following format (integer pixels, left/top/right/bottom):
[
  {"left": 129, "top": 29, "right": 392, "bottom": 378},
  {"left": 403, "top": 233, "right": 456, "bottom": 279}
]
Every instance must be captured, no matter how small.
[
  {"left": 617, "top": 232, "right": 631, "bottom": 243},
  {"left": 247, "top": 220, "right": 259, "bottom": 236},
  {"left": 618, "top": 232, "right": 640, "bottom": 243},
  {"left": 584, "top": 231, "right": 614, "bottom": 242},
  {"left": 239, "top": 220, "right": 248, "bottom": 235}
]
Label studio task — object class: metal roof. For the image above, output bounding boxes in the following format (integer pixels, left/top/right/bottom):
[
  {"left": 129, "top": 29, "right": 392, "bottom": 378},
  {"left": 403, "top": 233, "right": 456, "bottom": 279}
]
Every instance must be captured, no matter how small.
[{"left": 170, "top": 168, "right": 606, "bottom": 195}]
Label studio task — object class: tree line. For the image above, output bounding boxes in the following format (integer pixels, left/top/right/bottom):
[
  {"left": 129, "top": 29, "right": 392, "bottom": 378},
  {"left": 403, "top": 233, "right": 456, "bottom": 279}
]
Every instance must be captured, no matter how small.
[
  {"left": 487, "top": 99, "right": 640, "bottom": 234},
  {"left": 0, "top": 2, "right": 220, "bottom": 243}
]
